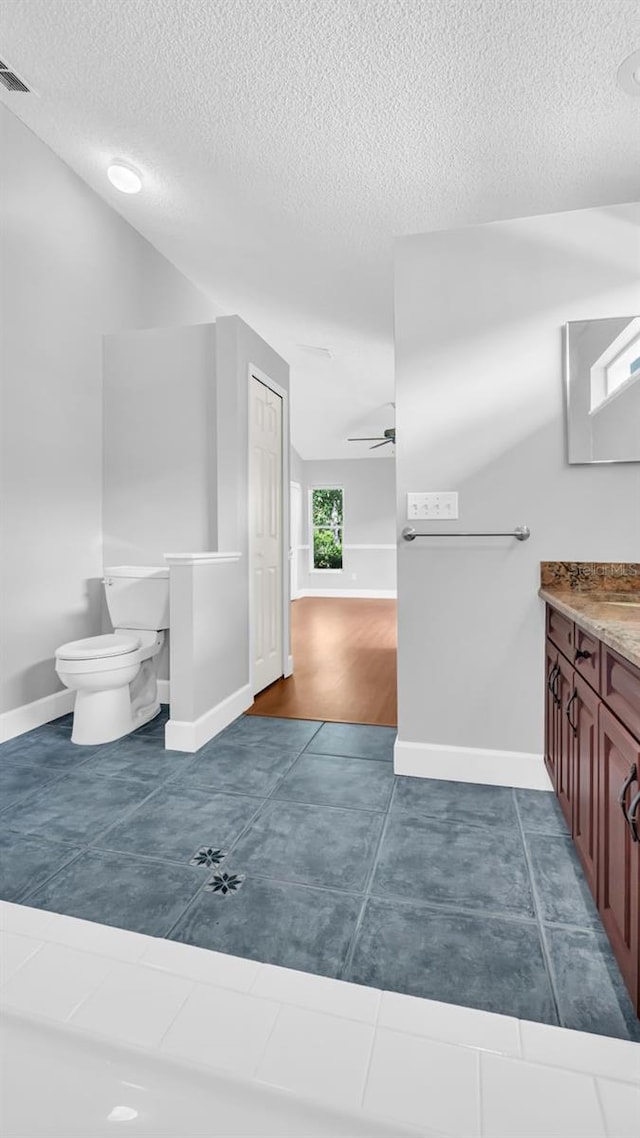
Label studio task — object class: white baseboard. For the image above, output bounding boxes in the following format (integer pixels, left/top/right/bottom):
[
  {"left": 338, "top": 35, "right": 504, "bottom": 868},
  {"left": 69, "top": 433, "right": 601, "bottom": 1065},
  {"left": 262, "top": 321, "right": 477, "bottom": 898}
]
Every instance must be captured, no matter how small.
[
  {"left": 165, "top": 683, "right": 253, "bottom": 753},
  {"left": 157, "top": 679, "right": 170, "bottom": 705},
  {"left": 394, "top": 739, "right": 552, "bottom": 791},
  {"left": 0, "top": 689, "right": 75, "bottom": 744},
  {"left": 285, "top": 655, "right": 294, "bottom": 677},
  {"left": 297, "top": 589, "right": 397, "bottom": 599}
]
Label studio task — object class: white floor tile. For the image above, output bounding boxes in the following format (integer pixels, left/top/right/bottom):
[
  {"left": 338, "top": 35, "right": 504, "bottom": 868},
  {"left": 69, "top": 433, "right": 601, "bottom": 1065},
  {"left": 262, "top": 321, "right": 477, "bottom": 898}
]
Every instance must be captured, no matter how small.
[
  {"left": 252, "top": 963, "right": 381, "bottom": 1023},
  {"left": 256, "top": 1005, "right": 375, "bottom": 1108},
  {"left": 521, "top": 1020, "right": 640, "bottom": 1083},
  {"left": 0, "top": 902, "right": 58, "bottom": 939},
  {"left": 44, "top": 913, "right": 151, "bottom": 963},
  {"left": 69, "top": 962, "right": 193, "bottom": 1048},
  {"left": 363, "top": 1027, "right": 480, "bottom": 1137},
  {"left": 160, "top": 984, "right": 280, "bottom": 1077},
  {"left": 379, "top": 991, "right": 520, "bottom": 1055},
  {"left": 597, "top": 1077, "right": 640, "bottom": 1138},
  {"left": 141, "top": 936, "right": 260, "bottom": 991},
  {"left": 0, "top": 931, "right": 43, "bottom": 984},
  {"left": 0, "top": 943, "right": 114, "bottom": 1022},
  {"left": 481, "top": 1052, "right": 606, "bottom": 1138}
]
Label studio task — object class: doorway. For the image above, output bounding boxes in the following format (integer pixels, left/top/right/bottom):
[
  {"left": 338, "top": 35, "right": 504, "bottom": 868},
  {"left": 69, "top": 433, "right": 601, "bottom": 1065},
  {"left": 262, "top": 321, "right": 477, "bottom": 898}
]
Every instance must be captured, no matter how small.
[
  {"left": 290, "top": 481, "right": 302, "bottom": 600},
  {"left": 249, "top": 375, "right": 284, "bottom": 695}
]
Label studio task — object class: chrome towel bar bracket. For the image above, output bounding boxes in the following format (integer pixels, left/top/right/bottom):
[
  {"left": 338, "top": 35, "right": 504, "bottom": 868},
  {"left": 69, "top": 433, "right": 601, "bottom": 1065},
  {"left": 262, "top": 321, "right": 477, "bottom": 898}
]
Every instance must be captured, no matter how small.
[{"left": 402, "top": 525, "right": 531, "bottom": 542}]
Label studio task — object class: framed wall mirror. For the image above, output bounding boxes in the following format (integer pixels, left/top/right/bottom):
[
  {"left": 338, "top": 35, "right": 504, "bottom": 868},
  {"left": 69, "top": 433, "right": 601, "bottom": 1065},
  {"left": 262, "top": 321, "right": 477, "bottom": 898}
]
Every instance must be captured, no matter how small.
[{"left": 565, "top": 315, "right": 640, "bottom": 463}]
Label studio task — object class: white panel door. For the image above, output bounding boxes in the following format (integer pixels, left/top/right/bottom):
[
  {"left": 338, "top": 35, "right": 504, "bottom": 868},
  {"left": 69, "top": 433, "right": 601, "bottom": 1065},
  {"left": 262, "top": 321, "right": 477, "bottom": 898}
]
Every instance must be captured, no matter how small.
[{"left": 250, "top": 376, "right": 283, "bottom": 694}]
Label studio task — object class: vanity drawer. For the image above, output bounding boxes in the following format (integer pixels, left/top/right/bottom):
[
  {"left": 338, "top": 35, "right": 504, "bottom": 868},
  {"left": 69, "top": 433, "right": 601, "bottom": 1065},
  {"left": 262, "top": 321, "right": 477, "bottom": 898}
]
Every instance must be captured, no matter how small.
[
  {"left": 573, "top": 626, "right": 600, "bottom": 689},
  {"left": 601, "top": 646, "right": 640, "bottom": 739},
  {"left": 546, "top": 606, "right": 574, "bottom": 660}
]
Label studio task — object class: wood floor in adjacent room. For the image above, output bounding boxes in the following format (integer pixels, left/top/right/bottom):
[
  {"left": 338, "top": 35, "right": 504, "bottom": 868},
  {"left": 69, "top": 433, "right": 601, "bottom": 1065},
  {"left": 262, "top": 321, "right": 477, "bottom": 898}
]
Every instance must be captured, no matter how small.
[{"left": 247, "top": 597, "right": 397, "bottom": 727}]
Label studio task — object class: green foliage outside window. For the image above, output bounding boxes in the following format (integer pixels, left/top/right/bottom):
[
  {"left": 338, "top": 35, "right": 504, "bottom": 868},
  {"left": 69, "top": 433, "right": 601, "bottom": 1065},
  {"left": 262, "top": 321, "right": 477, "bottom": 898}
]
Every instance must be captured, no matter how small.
[{"left": 312, "top": 488, "right": 343, "bottom": 570}]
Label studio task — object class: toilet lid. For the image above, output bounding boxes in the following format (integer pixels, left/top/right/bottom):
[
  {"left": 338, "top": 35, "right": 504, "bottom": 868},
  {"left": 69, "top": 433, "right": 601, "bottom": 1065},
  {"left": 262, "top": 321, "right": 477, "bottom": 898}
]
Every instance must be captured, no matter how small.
[{"left": 55, "top": 633, "right": 141, "bottom": 661}]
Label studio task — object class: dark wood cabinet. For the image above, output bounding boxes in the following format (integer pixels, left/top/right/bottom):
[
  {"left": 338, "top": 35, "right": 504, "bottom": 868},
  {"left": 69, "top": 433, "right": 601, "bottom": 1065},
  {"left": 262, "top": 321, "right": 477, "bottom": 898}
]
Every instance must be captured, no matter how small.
[
  {"left": 544, "top": 604, "right": 640, "bottom": 1019},
  {"left": 556, "top": 652, "right": 574, "bottom": 830},
  {"left": 573, "top": 674, "right": 599, "bottom": 898},
  {"left": 544, "top": 642, "right": 559, "bottom": 786},
  {"left": 598, "top": 706, "right": 640, "bottom": 1011},
  {"left": 546, "top": 605, "right": 574, "bottom": 660}
]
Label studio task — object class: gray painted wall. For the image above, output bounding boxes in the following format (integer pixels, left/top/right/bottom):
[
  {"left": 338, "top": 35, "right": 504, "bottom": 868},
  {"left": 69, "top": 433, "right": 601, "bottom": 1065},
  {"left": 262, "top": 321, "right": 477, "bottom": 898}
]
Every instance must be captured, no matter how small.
[
  {"left": 295, "top": 457, "right": 396, "bottom": 594},
  {"left": 395, "top": 202, "right": 640, "bottom": 757},
  {"left": 103, "top": 324, "right": 217, "bottom": 566},
  {"left": 0, "top": 105, "right": 219, "bottom": 714}
]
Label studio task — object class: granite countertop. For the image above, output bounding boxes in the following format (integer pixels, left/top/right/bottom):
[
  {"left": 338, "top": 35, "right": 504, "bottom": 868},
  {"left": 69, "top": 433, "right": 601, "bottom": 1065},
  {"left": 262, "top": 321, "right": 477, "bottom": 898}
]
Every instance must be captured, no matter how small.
[{"left": 539, "top": 587, "right": 640, "bottom": 670}]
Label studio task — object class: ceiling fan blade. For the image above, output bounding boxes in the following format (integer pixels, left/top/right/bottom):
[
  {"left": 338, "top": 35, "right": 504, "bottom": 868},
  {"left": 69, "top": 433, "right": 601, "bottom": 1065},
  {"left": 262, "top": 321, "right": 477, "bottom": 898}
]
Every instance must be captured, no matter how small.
[
  {"left": 369, "top": 438, "right": 392, "bottom": 449},
  {"left": 347, "top": 436, "right": 385, "bottom": 442}
]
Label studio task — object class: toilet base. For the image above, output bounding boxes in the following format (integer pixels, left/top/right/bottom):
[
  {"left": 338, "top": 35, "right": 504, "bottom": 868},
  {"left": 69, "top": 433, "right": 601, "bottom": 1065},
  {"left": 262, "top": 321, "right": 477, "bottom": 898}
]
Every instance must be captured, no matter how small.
[{"left": 71, "top": 689, "right": 161, "bottom": 746}]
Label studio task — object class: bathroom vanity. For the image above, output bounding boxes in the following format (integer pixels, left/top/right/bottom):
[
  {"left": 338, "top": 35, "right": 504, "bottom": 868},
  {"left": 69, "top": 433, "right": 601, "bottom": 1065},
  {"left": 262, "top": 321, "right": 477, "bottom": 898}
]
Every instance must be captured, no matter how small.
[{"left": 540, "top": 563, "right": 640, "bottom": 1019}]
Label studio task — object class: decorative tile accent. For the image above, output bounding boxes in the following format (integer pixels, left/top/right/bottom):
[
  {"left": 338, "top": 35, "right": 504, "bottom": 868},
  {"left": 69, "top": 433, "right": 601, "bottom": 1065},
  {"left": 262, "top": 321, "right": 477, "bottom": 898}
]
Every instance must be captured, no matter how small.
[
  {"left": 170, "top": 877, "right": 362, "bottom": 977},
  {"left": 189, "top": 846, "right": 226, "bottom": 869},
  {"left": 204, "top": 871, "right": 245, "bottom": 895}
]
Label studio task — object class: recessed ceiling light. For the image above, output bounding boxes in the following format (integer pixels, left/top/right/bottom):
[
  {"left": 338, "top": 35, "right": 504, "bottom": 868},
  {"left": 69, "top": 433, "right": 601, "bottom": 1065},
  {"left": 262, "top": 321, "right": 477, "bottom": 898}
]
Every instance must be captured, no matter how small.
[
  {"left": 107, "top": 161, "right": 142, "bottom": 194},
  {"left": 617, "top": 49, "right": 640, "bottom": 97}
]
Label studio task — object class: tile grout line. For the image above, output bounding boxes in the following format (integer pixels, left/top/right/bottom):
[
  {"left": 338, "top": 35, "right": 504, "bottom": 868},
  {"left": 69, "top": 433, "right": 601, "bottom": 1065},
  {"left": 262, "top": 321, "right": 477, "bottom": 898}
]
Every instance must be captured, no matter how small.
[
  {"left": 160, "top": 792, "right": 274, "bottom": 940},
  {"left": 251, "top": 1001, "right": 286, "bottom": 1081},
  {"left": 357, "top": 987, "right": 383, "bottom": 1111},
  {"left": 153, "top": 981, "right": 199, "bottom": 1052},
  {"left": 591, "top": 1070, "right": 611, "bottom": 1138},
  {"left": 339, "top": 778, "right": 399, "bottom": 982},
  {"left": 160, "top": 725, "right": 336, "bottom": 940},
  {"left": 511, "top": 789, "right": 563, "bottom": 1028},
  {"left": 477, "top": 1048, "right": 485, "bottom": 1138}
]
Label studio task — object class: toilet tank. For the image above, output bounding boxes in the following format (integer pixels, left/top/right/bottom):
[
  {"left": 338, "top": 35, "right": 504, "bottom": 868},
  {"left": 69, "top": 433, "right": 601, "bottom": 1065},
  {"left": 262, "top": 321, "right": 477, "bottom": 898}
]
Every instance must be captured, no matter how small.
[{"left": 103, "top": 566, "right": 170, "bottom": 630}]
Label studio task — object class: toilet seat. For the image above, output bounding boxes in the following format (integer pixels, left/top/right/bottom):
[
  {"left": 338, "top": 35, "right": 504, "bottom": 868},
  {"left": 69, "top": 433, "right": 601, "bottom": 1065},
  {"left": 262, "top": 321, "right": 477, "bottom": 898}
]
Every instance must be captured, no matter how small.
[{"left": 55, "top": 633, "right": 141, "bottom": 662}]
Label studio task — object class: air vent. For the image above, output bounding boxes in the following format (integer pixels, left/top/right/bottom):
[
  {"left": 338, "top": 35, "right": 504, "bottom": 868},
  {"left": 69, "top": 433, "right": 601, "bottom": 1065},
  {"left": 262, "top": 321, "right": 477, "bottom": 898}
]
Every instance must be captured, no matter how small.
[
  {"left": 296, "top": 344, "right": 333, "bottom": 359},
  {"left": 0, "top": 58, "right": 31, "bottom": 93}
]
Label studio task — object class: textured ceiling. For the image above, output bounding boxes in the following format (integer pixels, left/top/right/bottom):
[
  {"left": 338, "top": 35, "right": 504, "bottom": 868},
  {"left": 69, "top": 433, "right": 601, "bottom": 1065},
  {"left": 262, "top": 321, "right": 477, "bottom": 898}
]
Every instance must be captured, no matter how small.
[{"left": 1, "top": 0, "right": 639, "bottom": 458}]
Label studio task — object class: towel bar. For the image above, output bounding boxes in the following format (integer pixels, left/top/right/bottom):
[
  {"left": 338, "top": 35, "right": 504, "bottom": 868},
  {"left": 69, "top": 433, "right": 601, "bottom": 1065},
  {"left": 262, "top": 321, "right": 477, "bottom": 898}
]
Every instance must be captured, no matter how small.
[{"left": 402, "top": 525, "right": 531, "bottom": 542}]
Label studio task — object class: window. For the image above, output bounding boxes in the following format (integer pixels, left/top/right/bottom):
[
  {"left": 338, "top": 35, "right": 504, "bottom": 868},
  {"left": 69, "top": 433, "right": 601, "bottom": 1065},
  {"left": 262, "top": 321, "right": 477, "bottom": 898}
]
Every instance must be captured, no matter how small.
[
  {"left": 311, "top": 488, "right": 343, "bottom": 571},
  {"left": 590, "top": 317, "right": 640, "bottom": 411},
  {"left": 604, "top": 333, "right": 640, "bottom": 399}
]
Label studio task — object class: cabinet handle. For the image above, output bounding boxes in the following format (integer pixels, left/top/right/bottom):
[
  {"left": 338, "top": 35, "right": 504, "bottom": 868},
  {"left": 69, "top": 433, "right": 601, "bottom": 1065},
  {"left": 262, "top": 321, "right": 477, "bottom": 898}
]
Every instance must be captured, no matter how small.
[
  {"left": 628, "top": 790, "right": 640, "bottom": 843},
  {"left": 547, "top": 663, "right": 559, "bottom": 701},
  {"left": 618, "top": 763, "right": 638, "bottom": 825},
  {"left": 565, "top": 690, "right": 578, "bottom": 736},
  {"left": 574, "top": 649, "right": 592, "bottom": 663},
  {"left": 550, "top": 665, "right": 561, "bottom": 708}
]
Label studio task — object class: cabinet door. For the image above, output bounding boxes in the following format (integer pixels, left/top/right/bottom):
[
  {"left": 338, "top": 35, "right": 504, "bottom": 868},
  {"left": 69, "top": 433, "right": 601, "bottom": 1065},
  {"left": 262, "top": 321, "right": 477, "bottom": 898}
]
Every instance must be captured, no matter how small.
[
  {"left": 598, "top": 706, "right": 640, "bottom": 1014},
  {"left": 544, "top": 640, "right": 559, "bottom": 787},
  {"left": 572, "top": 674, "right": 599, "bottom": 897},
  {"left": 556, "top": 652, "right": 574, "bottom": 831}
]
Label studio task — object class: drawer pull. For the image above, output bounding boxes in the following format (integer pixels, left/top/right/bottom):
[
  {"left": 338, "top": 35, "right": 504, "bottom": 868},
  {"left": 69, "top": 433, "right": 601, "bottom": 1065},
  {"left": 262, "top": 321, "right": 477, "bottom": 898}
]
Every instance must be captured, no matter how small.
[
  {"left": 628, "top": 791, "right": 640, "bottom": 844},
  {"left": 565, "top": 690, "right": 578, "bottom": 736},
  {"left": 574, "top": 649, "right": 592, "bottom": 663},
  {"left": 618, "top": 764, "right": 638, "bottom": 825}
]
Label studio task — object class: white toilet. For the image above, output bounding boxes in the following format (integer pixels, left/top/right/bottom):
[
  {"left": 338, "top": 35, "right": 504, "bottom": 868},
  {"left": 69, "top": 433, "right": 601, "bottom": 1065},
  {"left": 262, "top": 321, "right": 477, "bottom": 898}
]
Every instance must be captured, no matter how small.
[{"left": 55, "top": 566, "right": 170, "bottom": 745}]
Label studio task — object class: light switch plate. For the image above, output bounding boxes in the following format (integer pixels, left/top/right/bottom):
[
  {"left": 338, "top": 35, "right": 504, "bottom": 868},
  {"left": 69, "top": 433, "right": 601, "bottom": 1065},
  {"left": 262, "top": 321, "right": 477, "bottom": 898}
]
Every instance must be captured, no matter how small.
[{"left": 407, "top": 492, "right": 459, "bottom": 521}]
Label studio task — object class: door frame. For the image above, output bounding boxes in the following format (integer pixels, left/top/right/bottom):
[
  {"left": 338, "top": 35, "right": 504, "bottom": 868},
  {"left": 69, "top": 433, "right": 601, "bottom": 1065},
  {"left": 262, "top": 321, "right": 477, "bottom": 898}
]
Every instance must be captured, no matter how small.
[
  {"left": 247, "top": 363, "right": 292, "bottom": 696},
  {"left": 290, "top": 480, "right": 302, "bottom": 600}
]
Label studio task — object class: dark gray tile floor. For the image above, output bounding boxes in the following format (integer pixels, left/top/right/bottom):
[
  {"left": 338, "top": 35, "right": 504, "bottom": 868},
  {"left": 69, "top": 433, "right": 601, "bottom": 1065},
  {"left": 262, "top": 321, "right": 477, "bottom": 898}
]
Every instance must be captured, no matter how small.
[{"left": 1, "top": 711, "right": 638, "bottom": 1042}]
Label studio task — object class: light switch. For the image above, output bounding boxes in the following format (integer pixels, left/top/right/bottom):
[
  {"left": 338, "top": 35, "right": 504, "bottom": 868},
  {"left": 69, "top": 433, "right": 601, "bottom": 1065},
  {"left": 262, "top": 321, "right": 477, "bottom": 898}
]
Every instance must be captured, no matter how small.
[{"left": 407, "top": 492, "right": 459, "bottom": 521}]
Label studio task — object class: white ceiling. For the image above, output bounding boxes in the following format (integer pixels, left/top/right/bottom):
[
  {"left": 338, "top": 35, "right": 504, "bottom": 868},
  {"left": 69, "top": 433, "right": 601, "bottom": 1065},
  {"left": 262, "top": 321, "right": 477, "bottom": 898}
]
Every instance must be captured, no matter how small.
[{"left": 1, "top": 0, "right": 638, "bottom": 458}]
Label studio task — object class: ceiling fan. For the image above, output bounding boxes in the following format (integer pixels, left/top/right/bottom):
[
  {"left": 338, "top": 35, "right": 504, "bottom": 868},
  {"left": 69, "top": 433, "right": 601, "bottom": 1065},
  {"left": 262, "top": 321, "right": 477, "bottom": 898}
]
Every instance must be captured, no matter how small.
[{"left": 347, "top": 426, "right": 396, "bottom": 450}]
